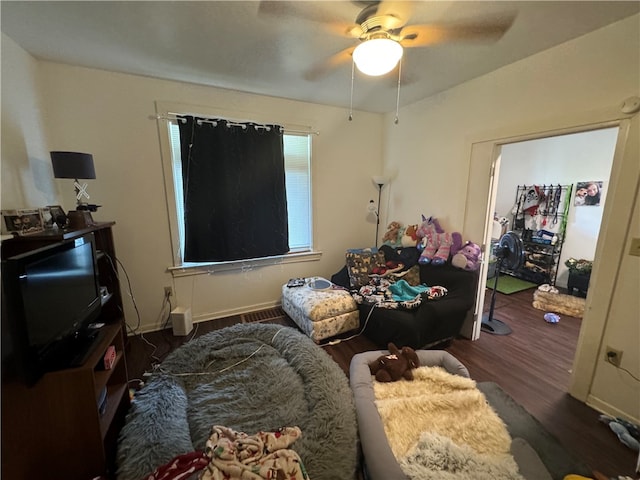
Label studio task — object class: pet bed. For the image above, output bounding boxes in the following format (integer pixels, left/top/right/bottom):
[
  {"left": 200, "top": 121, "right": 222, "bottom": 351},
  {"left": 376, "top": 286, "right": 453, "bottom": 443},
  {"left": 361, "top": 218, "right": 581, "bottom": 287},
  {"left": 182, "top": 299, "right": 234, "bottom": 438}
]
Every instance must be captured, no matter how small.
[
  {"left": 117, "top": 323, "right": 358, "bottom": 480},
  {"left": 350, "top": 350, "right": 590, "bottom": 480}
]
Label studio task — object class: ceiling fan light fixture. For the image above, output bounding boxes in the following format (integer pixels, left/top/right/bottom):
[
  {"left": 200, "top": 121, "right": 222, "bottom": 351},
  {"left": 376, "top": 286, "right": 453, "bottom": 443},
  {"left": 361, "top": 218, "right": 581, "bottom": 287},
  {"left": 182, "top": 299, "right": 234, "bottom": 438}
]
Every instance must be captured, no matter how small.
[{"left": 353, "top": 38, "right": 403, "bottom": 76}]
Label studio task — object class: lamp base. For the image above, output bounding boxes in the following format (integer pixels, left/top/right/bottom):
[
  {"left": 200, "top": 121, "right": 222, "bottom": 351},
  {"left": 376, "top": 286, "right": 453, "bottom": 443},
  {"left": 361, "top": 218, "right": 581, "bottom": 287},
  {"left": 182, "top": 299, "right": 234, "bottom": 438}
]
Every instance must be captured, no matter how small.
[{"left": 67, "top": 210, "right": 95, "bottom": 229}]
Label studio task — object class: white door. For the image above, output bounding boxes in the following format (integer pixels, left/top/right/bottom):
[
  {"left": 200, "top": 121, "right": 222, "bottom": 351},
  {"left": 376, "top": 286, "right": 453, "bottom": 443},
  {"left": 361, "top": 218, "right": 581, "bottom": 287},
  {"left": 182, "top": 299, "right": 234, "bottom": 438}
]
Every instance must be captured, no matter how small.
[{"left": 459, "top": 142, "right": 502, "bottom": 340}]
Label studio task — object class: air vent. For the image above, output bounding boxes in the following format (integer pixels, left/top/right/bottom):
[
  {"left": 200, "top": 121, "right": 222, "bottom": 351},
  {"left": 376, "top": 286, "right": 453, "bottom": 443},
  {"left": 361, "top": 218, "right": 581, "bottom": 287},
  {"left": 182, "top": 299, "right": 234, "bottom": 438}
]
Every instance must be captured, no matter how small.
[{"left": 241, "top": 307, "right": 286, "bottom": 324}]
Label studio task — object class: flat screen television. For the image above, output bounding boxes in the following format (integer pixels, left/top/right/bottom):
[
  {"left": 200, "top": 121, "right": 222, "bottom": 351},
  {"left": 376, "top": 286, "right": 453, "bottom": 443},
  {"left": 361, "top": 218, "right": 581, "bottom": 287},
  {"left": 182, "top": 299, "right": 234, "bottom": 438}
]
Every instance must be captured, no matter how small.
[{"left": 2, "top": 233, "right": 102, "bottom": 384}]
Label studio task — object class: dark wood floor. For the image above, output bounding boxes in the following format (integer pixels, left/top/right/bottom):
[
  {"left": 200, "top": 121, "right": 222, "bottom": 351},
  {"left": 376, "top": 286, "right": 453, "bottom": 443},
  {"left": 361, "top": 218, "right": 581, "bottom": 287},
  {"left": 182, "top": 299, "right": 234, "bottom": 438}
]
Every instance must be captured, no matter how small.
[
  {"left": 124, "top": 288, "right": 637, "bottom": 479},
  {"left": 449, "top": 288, "right": 637, "bottom": 478}
]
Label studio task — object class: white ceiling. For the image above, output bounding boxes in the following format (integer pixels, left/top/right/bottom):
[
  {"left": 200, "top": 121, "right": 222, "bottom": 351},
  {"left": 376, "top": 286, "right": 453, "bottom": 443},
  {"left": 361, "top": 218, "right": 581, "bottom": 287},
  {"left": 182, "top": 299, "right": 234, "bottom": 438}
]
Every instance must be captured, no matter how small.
[{"left": 2, "top": 1, "right": 638, "bottom": 113}]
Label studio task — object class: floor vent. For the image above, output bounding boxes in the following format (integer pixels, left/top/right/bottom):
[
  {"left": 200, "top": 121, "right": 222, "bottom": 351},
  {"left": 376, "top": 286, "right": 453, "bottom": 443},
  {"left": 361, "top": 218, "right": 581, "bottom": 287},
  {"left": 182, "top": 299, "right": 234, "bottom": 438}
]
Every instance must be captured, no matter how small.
[{"left": 241, "top": 307, "right": 286, "bottom": 324}]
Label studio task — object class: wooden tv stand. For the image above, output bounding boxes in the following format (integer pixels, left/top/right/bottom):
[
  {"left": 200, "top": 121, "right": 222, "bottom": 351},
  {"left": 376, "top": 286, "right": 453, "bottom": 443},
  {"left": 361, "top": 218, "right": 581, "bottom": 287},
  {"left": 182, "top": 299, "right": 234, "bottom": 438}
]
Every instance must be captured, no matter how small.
[{"left": 1, "top": 222, "right": 130, "bottom": 479}]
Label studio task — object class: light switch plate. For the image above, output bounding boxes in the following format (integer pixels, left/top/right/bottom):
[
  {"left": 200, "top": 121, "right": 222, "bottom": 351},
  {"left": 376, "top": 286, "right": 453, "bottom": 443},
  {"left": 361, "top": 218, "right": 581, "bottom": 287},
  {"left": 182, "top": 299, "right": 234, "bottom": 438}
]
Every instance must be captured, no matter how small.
[{"left": 630, "top": 238, "right": 640, "bottom": 257}]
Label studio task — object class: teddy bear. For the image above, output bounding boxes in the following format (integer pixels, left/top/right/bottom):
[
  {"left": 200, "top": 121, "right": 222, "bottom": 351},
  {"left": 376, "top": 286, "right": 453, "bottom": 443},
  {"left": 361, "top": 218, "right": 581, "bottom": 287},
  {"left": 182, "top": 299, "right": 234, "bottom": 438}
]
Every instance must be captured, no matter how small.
[
  {"left": 368, "top": 342, "right": 420, "bottom": 382},
  {"left": 382, "top": 221, "right": 402, "bottom": 246},
  {"left": 451, "top": 241, "right": 482, "bottom": 271},
  {"left": 400, "top": 224, "right": 419, "bottom": 247}
]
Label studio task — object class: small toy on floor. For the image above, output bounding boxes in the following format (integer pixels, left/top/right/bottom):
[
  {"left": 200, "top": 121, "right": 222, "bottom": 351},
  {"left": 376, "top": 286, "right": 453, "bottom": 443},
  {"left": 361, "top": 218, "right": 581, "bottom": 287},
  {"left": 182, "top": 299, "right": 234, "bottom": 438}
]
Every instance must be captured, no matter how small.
[{"left": 544, "top": 312, "right": 560, "bottom": 323}]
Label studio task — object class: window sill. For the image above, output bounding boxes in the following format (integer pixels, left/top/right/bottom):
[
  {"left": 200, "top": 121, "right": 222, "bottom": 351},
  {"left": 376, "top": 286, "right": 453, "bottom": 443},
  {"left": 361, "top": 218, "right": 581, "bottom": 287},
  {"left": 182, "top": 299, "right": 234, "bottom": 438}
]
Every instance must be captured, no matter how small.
[{"left": 168, "top": 250, "right": 322, "bottom": 278}]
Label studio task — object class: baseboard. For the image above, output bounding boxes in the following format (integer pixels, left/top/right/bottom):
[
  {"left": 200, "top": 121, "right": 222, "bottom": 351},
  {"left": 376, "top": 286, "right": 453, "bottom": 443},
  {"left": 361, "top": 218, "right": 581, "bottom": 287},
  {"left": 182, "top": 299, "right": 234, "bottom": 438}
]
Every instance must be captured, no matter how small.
[
  {"left": 586, "top": 393, "right": 640, "bottom": 425},
  {"left": 129, "top": 301, "right": 284, "bottom": 335}
]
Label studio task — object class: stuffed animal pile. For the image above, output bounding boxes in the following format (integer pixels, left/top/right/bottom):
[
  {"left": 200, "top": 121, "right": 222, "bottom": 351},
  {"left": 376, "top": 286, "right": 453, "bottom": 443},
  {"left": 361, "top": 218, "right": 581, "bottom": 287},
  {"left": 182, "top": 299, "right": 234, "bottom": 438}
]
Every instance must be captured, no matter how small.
[
  {"left": 381, "top": 222, "right": 419, "bottom": 248},
  {"left": 382, "top": 215, "right": 481, "bottom": 270},
  {"left": 369, "top": 342, "right": 420, "bottom": 382}
]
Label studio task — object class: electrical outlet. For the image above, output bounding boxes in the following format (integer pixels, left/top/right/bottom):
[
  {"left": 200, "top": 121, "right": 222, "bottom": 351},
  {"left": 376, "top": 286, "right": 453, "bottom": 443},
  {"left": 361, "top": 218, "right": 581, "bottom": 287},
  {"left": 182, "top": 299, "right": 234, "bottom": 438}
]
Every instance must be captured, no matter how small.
[
  {"left": 164, "top": 286, "right": 173, "bottom": 298},
  {"left": 605, "top": 346, "right": 623, "bottom": 367},
  {"left": 630, "top": 237, "right": 640, "bottom": 257}
]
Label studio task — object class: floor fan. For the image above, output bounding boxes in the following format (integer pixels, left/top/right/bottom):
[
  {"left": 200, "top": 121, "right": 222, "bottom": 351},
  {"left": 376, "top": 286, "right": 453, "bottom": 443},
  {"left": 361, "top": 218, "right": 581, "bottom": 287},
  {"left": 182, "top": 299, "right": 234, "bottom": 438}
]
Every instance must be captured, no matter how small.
[{"left": 482, "top": 231, "right": 525, "bottom": 335}]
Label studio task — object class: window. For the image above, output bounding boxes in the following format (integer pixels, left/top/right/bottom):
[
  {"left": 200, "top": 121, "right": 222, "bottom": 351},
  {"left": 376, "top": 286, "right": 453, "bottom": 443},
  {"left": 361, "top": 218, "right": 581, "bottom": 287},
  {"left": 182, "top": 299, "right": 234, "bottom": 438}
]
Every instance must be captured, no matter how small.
[{"left": 167, "top": 119, "right": 312, "bottom": 265}]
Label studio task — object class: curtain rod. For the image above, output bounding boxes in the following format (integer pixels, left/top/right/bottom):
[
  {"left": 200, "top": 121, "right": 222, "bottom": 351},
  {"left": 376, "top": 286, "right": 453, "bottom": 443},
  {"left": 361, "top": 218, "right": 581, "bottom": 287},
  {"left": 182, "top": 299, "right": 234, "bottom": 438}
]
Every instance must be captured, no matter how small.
[{"left": 155, "top": 114, "right": 319, "bottom": 136}]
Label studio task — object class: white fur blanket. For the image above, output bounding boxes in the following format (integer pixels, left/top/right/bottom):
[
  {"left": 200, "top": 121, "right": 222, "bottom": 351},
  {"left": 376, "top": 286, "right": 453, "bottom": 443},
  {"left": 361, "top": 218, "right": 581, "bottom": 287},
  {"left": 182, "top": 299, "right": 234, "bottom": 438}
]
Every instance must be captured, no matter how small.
[{"left": 374, "top": 366, "right": 524, "bottom": 480}]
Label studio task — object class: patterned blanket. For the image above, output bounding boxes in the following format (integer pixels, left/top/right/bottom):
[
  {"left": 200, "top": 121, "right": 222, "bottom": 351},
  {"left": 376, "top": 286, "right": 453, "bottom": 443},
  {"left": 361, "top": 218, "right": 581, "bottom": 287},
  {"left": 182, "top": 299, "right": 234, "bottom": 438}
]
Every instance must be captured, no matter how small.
[
  {"left": 352, "top": 277, "right": 447, "bottom": 310},
  {"left": 200, "top": 426, "right": 308, "bottom": 480}
]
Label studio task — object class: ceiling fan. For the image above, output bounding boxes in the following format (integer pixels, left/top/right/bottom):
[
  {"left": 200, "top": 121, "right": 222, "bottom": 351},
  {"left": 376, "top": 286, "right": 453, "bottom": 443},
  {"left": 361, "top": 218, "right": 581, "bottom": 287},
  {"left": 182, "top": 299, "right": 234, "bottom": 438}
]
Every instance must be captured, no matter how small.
[{"left": 275, "top": 1, "right": 516, "bottom": 80}]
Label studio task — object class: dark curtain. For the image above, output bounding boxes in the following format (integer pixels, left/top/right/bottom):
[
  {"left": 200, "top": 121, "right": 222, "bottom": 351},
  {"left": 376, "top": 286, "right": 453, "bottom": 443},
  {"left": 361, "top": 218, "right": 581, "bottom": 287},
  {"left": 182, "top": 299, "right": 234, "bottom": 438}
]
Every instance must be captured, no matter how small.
[{"left": 177, "top": 116, "right": 289, "bottom": 262}]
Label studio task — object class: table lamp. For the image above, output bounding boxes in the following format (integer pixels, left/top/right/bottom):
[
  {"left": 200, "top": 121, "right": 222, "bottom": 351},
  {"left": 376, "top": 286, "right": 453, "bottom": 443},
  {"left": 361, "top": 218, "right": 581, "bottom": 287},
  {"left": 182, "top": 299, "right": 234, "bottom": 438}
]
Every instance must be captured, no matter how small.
[{"left": 50, "top": 151, "right": 98, "bottom": 228}]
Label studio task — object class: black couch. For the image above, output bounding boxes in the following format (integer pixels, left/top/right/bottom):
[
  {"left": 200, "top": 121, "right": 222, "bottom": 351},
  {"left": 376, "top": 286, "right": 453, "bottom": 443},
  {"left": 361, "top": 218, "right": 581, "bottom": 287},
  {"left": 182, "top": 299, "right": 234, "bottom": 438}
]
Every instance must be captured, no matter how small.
[{"left": 333, "top": 247, "right": 478, "bottom": 350}]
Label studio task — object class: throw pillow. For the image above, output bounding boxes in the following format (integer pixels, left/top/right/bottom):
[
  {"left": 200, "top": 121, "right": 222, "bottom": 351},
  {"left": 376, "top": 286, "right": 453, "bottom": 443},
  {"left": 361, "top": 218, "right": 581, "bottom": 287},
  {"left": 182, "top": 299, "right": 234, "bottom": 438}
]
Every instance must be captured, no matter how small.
[{"left": 345, "top": 249, "right": 385, "bottom": 289}]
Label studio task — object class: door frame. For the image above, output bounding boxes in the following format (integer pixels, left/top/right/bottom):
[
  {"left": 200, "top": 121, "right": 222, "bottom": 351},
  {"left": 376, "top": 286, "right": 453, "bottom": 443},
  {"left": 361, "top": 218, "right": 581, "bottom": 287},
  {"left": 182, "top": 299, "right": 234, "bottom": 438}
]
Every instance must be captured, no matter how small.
[{"left": 459, "top": 105, "right": 638, "bottom": 402}]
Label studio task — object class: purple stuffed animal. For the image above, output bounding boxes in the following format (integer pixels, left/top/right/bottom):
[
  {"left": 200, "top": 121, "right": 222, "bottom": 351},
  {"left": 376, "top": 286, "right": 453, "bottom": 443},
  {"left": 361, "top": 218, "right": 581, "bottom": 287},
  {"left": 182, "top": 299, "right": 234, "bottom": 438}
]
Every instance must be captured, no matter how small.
[
  {"left": 451, "top": 241, "right": 482, "bottom": 271},
  {"left": 416, "top": 215, "right": 464, "bottom": 266}
]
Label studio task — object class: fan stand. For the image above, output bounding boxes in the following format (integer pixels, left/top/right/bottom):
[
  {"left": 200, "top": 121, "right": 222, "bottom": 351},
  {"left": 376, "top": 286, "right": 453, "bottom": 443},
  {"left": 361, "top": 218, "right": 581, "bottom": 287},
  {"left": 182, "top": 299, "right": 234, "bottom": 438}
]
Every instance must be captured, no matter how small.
[{"left": 481, "top": 257, "right": 513, "bottom": 335}]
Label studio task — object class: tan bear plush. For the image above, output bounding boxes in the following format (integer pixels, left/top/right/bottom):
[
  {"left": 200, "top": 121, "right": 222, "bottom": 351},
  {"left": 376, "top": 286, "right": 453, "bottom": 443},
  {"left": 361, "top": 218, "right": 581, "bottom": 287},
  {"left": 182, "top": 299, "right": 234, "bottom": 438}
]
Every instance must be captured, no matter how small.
[
  {"left": 382, "top": 221, "right": 402, "bottom": 245},
  {"left": 369, "top": 342, "right": 420, "bottom": 382}
]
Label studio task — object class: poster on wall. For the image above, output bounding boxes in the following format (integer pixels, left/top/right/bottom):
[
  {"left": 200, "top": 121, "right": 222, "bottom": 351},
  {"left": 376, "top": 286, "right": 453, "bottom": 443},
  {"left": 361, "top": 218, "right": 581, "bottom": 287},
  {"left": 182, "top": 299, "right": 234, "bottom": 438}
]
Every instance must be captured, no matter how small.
[{"left": 574, "top": 181, "right": 603, "bottom": 206}]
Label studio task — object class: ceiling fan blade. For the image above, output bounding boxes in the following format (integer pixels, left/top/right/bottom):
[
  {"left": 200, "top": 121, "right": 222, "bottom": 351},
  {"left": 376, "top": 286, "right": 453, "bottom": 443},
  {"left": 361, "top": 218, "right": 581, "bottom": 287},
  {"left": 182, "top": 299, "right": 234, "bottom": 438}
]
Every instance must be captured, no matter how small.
[
  {"left": 400, "top": 19, "right": 514, "bottom": 47},
  {"left": 376, "top": 0, "right": 414, "bottom": 29},
  {"left": 304, "top": 47, "right": 355, "bottom": 81},
  {"left": 258, "top": 1, "right": 359, "bottom": 38}
]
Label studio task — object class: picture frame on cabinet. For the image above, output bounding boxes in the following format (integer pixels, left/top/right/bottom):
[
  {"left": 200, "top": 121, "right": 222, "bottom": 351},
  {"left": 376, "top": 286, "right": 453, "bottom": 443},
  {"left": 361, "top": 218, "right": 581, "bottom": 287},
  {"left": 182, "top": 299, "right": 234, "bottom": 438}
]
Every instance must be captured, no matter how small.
[
  {"left": 40, "top": 207, "right": 53, "bottom": 229},
  {"left": 1, "top": 209, "right": 44, "bottom": 235},
  {"left": 47, "top": 205, "right": 67, "bottom": 228}
]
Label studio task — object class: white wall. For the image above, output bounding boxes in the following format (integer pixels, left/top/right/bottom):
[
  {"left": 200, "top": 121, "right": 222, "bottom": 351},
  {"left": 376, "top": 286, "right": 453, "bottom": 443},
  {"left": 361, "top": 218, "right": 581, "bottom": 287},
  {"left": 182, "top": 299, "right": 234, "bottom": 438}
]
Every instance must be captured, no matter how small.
[
  {"left": 0, "top": 34, "right": 55, "bottom": 211},
  {"left": 383, "top": 15, "right": 639, "bottom": 422},
  {"left": 1, "top": 34, "right": 384, "bottom": 333},
  {"left": 589, "top": 188, "right": 640, "bottom": 418},
  {"left": 496, "top": 128, "right": 618, "bottom": 287}
]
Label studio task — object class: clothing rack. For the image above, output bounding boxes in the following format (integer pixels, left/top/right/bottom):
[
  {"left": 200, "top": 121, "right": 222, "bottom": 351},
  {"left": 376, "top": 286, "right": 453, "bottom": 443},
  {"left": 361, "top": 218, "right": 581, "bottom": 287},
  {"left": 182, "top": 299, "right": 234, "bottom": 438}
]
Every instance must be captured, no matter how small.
[
  {"left": 506, "top": 183, "right": 573, "bottom": 286},
  {"left": 512, "top": 184, "right": 572, "bottom": 226}
]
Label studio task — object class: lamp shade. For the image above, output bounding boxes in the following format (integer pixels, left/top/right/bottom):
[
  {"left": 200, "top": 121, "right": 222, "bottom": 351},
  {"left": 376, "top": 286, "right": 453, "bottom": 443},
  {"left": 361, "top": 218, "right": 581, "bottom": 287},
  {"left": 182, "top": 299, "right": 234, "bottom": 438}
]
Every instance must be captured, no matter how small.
[
  {"left": 50, "top": 151, "right": 96, "bottom": 179},
  {"left": 353, "top": 38, "right": 403, "bottom": 76},
  {"left": 372, "top": 175, "right": 389, "bottom": 187}
]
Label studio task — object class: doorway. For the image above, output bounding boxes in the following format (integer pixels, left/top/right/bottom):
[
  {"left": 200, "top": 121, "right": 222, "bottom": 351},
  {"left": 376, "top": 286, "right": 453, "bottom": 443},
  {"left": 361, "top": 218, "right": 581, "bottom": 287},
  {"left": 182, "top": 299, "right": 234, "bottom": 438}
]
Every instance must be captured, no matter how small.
[
  {"left": 476, "top": 128, "right": 618, "bottom": 360},
  {"left": 494, "top": 127, "right": 618, "bottom": 290},
  {"left": 460, "top": 111, "right": 638, "bottom": 406}
]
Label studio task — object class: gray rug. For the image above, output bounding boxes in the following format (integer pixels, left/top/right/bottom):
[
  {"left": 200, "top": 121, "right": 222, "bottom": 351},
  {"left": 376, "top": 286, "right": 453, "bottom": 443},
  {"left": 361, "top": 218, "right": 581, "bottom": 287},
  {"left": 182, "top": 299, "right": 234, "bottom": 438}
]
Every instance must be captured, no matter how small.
[
  {"left": 117, "top": 323, "right": 358, "bottom": 480},
  {"left": 478, "top": 382, "right": 591, "bottom": 480}
]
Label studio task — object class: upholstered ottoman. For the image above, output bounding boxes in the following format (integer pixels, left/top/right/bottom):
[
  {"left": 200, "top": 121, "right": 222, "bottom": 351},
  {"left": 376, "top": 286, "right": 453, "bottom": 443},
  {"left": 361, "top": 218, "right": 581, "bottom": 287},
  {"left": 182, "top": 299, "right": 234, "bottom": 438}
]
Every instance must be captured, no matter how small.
[{"left": 281, "top": 277, "right": 359, "bottom": 343}]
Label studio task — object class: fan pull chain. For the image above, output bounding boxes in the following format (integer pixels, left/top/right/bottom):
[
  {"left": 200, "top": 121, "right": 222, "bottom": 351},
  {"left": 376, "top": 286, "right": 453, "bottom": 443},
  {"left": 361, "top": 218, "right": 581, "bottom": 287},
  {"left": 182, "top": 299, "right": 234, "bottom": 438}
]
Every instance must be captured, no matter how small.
[
  {"left": 394, "top": 58, "right": 402, "bottom": 125},
  {"left": 349, "top": 59, "right": 355, "bottom": 121}
]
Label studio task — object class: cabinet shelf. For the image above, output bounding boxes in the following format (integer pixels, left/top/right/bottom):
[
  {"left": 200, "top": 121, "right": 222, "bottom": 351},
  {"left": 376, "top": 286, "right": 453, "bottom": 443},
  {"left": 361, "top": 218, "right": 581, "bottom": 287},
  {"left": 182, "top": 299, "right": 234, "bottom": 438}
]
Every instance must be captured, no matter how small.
[
  {"left": 100, "top": 382, "right": 128, "bottom": 439},
  {"left": 2, "top": 222, "right": 129, "bottom": 480}
]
